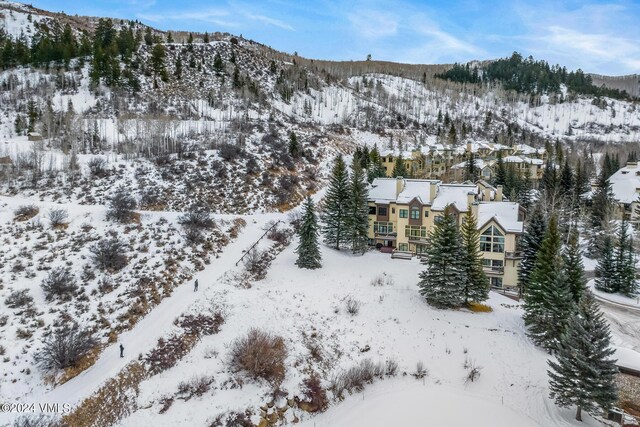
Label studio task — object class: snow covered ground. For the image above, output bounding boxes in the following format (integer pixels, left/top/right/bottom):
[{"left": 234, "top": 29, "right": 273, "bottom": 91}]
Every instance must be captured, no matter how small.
[{"left": 102, "top": 235, "right": 606, "bottom": 426}]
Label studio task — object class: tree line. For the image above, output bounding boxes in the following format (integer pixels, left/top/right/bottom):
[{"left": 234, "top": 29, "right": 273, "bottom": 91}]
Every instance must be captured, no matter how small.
[{"left": 436, "top": 52, "right": 632, "bottom": 100}]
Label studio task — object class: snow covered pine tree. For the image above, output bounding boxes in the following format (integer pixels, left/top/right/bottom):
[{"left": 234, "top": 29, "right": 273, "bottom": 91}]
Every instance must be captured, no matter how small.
[
  {"left": 547, "top": 292, "right": 618, "bottom": 421},
  {"left": 418, "top": 205, "right": 466, "bottom": 308},
  {"left": 295, "top": 197, "right": 322, "bottom": 269}
]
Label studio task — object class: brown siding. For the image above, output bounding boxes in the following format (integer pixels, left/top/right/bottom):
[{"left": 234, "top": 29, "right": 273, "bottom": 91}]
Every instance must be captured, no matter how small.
[
  {"left": 408, "top": 200, "right": 422, "bottom": 226},
  {"left": 376, "top": 204, "right": 389, "bottom": 222}
]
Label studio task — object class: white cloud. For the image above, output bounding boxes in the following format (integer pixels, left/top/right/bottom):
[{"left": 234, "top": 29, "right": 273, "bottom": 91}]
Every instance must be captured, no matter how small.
[
  {"left": 511, "top": 1, "right": 640, "bottom": 74},
  {"left": 137, "top": 8, "right": 240, "bottom": 27},
  {"left": 348, "top": 10, "right": 398, "bottom": 39},
  {"left": 244, "top": 13, "right": 295, "bottom": 31}
]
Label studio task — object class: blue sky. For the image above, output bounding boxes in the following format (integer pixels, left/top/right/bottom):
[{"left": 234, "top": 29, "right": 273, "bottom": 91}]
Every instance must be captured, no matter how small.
[{"left": 31, "top": 0, "right": 640, "bottom": 75}]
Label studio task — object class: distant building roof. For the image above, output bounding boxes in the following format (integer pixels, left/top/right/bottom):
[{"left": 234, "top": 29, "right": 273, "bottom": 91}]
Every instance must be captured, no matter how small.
[{"left": 609, "top": 162, "right": 640, "bottom": 204}]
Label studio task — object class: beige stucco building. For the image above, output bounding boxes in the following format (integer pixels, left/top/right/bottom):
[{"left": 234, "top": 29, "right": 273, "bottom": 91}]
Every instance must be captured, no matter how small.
[{"left": 367, "top": 177, "right": 525, "bottom": 289}]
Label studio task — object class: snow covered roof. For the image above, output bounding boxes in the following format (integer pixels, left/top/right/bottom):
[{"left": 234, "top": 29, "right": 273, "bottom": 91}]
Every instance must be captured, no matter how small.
[
  {"left": 502, "top": 155, "right": 543, "bottom": 165},
  {"left": 397, "top": 180, "right": 434, "bottom": 204},
  {"left": 451, "top": 159, "right": 488, "bottom": 170},
  {"left": 609, "top": 162, "right": 640, "bottom": 203},
  {"left": 514, "top": 143, "right": 545, "bottom": 156},
  {"left": 431, "top": 184, "right": 476, "bottom": 212},
  {"left": 477, "top": 202, "right": 523, "bottom": 233},
  {"left": 368, "top": 178, "right": 400, "bottom": 203},
  {"left": 370, "top": 178, "right": 473, "bottom": 209}
]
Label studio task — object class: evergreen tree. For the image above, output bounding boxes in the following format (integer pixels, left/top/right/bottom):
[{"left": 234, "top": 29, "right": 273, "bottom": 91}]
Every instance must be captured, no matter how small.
[
  {"left": 594, "top": 234, "right": 616, "bottom": 293},
  {"left": 460, "top": 209, "right": 489, "bottom": 303},
  {"left": 347, "top": 160, "right": 370, "bottom": 254},
  {"left": 559, "top": 159, "right": 574, "bottom": 198},
  {"left": 547, "top": 292, "right": 618, "bottom": 421},
  {"left": 418, "top": 206, "right": 467, "bottom": 308},
  {"left": 392, "top": 155, "right": 408, "bottom": 177},
  {"left": 367, "top": 145, "right": 386, "bottom": 182},
  {"left": 615, "top": 218, "right": 637, "bottom": 297},
  {"left": 523, "top": 216, "right": 573, "bottom": 351},
  {"left": 295, "top": 197, "right": 322, "bottom": 269},
  {"left": 464, "top": 151, "right": 478, "bottom": 182},
  {"left": 288, "top": 131, "right": 300, "bottom": 158},
  {"left": 494, "top": 150, "right": 507, "bottom": 187},
  {"left": 518, "top": 205, "right": 546, "bottom": 296},
  {"left": 203, "top": 32, "right": 210, "bottom": 43},
  {"left": 322, "top": 155, "right": 351, "bottom": 250},
  {"left": 213, "top": 52, "right": 224, "bottom": 74},
  {"left": 589, "top": 177, "right": 616, "bottom": 257},
  {"left": 542, "top": 158, "right": 558, "bottom": 197},
  {"left": 564, "top": 231, "right": 587, "bottom": 303}
]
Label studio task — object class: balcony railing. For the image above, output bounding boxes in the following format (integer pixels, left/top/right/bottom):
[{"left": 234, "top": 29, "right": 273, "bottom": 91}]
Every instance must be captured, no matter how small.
[
  {"left": 505, "top": 251, "right": 523, "bottom": 259},
  {"left": 483, "top": 266, "right": 504, "bottom": 274}
]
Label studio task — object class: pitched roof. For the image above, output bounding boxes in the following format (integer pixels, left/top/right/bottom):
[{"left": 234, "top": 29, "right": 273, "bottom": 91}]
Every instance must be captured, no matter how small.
[
  {"left": 477, "top": 202, "right": 523, "bottom": 233},
  {"left": 431, "top": 184, "right": 476, "bottom": 212},
  {"left": 609, "top": 163, "right": 640, "bottom": 204}
]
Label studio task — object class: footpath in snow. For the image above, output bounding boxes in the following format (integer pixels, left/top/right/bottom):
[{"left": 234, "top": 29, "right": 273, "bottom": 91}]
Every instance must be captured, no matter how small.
[{"left": 20, "top": 212, "right": 281, "bottom": 412}]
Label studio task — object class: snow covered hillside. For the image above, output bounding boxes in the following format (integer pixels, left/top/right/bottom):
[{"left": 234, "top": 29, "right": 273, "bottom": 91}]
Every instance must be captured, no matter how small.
[{"left": 103, "top": 236, "right": 602, "bottom": 426}]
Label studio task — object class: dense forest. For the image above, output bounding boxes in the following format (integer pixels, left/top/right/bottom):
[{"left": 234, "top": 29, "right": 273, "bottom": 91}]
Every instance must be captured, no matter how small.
[{"left": 435, "top": 52, "right": 632, "bottom": 100}]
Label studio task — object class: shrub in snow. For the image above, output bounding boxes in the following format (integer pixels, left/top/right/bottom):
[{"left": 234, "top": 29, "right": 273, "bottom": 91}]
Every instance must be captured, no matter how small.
[
  {"left": 464, "top": 358, "right": 482, "bottom": 384},
  {"left": 139, "top": 185, "right": 164, "bottom": 209},
  {"left": 177, "top": 375, "right": 214, "bottom": 400},
  {"left": 107, "top": 188, "right": 138, "bottom": 223},
  {"left": 5, "top": 289, "right": 34, "bottom": 308},
  {"left": 218, "top": 142, "right": 244, "bottom": 161},
  {"left": 243, "top": 248, "right": 269, "bottom": 279},
  {"left": 145, "top": 334, "right": 200, "bottom": 376},
  {"left": 41, "top": 267, "right": 78, "bottom": 301},
  {"left": 299, "top": 374, "right": 328, "bottom": 413},
  {"left": 13, "top": 414, "right": 61, "bottom": 427},
  {"left": 47, "top": 208, "right": 68, "bottom": 228},
  {"left": 345, "top": 296, "right": 361, "bottom": 315},
  {"left": 14, "top": 205, "right": 39, "bottom": 221},
  {"left": 329, "top": 358, "right": 390, "bottom": 399},
  {"left": 178, "top": 206, "right": 215, "bottom": 231},
  {"left": 370, "top": 273, "right": 394, "bottom": 287},
  {"left": 176, "top": 313, "right": 224, "bottom": 336},
  {"left": 413, "top": 361, "right": 428, "bottom": 379},
  {"left": 229, "top": 328, "right": 287, "bottom": 383},
  {"left": 88, "top": 157, "right": 108, "bottom": 177},
  {"left": 385, "top": 358, "right": 399, "bottom": 376},
  {"left": 34, "top": 326, "right": 97, "bottom": 371},
  {"left": 267, "top": 226, "right": 290, "bottom": 245},
  {"left": 90, "top": 238, "right": 128, "bottom": 272}
]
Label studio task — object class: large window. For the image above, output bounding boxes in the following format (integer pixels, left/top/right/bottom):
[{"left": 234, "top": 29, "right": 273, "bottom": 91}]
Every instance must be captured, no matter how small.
[
  {"left": 374, "top": 222, "right": 394, "bottom": 234},
  {"left": 480, "top": 226, "right": 505, "bottom": 252},
  {"left": 410, "top": 207, "right": 420, "bottom": 220},
  {"left": 399, "top": 209, "right": 408, "bottom": 218},
  {"left": 378, "top": 207, "right": 388, "bottom": 217},
  {"left": 482, "top": 259, "right": 504, "bottom": 271},
  {"left": 405, "top": 225, "right": 427, "bottom": 239},
  {"left": 490, "top": 277, "right": 503, "bottom": 288},
  {"left": 398, "top": 243, "right": 408, "bottom": 251}
]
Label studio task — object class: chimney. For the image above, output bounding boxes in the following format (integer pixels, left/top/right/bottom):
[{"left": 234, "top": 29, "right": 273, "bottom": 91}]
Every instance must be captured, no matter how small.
[
  {"left": 429, "top": 181, "right": 438, "bottom": 202},
  {"left": 496, "top": 185, "right": 503, "bottom": 201},
  {"left": 483, "top": 188, "right": 491, "bottom": 201},
  {"left": 396, "top": 176, "right": 404, "bottom": 197},
  {"left": 466, "top": 141, "right": 472, "bottom": 153},
  {"left": 467, "top": 191, "right": 475, "bottom": 207},
  {"left": 471, "top": 201, "right": 479, "bottom": 219}
]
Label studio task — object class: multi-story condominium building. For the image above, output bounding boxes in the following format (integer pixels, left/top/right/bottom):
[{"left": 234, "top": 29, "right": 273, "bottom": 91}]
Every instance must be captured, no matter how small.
[
  {"left": 605, "top": 161, "right": 640, "bottom": 223},
  {"left": 379, "top": 142, "right": 546, "bottom": 184},
  {"left": 367, "top": 177, "right": 525, "bottom": 289}
]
